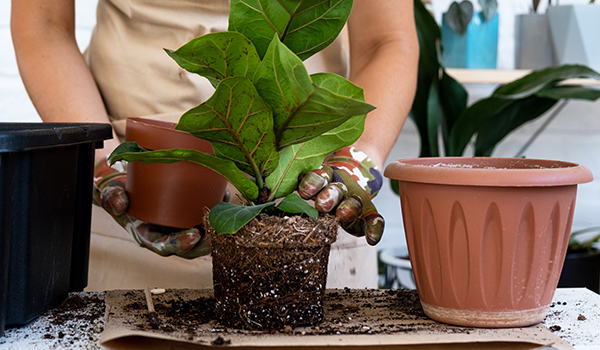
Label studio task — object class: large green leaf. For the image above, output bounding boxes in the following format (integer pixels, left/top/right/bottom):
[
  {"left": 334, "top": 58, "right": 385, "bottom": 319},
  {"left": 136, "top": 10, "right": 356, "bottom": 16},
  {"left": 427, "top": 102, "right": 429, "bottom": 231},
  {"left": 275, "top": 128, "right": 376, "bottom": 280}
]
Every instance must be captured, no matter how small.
[
  {"left": 265, "top": 114, "right": 365, "bottom": 200},
  {"left": 438, "top": 70, "right": 468, "bottom": 153},
  {"left": 414, "top": 0, "right": 441, "bottom": 74},
  {"left": 448, "top": 97, "right": 513, "bottom": 156},
  {"left": 535, "top": 85, "right": 600, "bottom": 101},
  {"left": 208, "top": 201, "right": 275, "bottom": 234},
  {"left": 277, "top": 73, "right": 375, "bottom": 148},
  {"left": 493, "top": 65, "right": 600, "bottom": 99},
  {"left": 252, "top": 34, "right": 314, "bottom": 140},
  {"left": 164, "top": 32, "right": 261, "bottom": 88},
  {"left": 473, "top": 96, "right": 557, "bottom": 156},
  {"left": 276, "top": 193, "right": 318, "bottom": 217},
  {"left": 228, "top": 0, "right": 353, "bottom": 60},
  {"left": 451, "top": 68, "right": 600, "bottom": 156},
  {"left": 176, "top": 76, "right": 279, "bottom": 179},
  {"left": 411, "top": 0, "right": 446, "bottom": 157},
  {"left": 108, "top": 142, "right": 259, "bottom": 201},
  {"left": 425, "top": 82, "right": 441, "bottom": 157}
]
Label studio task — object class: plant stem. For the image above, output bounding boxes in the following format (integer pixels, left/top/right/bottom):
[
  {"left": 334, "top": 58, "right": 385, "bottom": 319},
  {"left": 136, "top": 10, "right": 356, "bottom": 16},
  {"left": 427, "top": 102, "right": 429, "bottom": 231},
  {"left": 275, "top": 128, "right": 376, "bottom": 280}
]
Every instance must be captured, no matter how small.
[{"left": 280, "top": 2, "right": 302, "bottom": 42}]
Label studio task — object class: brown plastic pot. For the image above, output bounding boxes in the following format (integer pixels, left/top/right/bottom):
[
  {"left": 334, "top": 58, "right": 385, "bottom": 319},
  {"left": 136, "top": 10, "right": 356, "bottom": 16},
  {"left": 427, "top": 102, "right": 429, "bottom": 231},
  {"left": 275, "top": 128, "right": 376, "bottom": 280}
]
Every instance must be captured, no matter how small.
[
  {"left": 384, "top": 157, "right": 593, "bottom": 328},
  {"left": 125, "top": 117, "right": 228, "bottom": 228}
]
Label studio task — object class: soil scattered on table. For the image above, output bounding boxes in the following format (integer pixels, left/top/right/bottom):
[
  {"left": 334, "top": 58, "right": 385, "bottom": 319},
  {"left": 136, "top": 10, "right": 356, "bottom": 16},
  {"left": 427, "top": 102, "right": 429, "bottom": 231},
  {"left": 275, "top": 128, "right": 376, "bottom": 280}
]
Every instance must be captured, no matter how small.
[
  {"left": 0, "top": 292, "right": 105, "bottom": 349},
  {"left": 117, "top": 287, "right": 475, "bottom": 341}
]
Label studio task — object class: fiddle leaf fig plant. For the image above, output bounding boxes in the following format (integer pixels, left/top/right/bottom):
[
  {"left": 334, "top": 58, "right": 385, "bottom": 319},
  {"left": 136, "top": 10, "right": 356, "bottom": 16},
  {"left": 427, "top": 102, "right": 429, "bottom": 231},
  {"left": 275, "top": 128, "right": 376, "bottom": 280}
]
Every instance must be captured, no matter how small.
[{"left": 109, "top": 0, "right": 374, "bottom": 234}]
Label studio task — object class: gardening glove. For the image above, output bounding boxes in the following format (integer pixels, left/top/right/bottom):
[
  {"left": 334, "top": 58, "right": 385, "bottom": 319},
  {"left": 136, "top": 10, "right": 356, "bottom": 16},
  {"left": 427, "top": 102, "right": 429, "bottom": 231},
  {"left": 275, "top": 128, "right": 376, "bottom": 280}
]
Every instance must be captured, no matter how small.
[
  {"left": 298, "top": 146, "right": 384, "bottom": 246},
  {"left": 93, "top": 157, "right": 219, "bottom": 259}
]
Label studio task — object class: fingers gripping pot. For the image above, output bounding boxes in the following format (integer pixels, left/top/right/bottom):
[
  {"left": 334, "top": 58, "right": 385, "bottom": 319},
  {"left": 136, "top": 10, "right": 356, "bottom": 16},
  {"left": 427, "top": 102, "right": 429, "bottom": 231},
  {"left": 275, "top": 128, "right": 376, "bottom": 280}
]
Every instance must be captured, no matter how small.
[
  {"left": 384, "top": 157, "right": 593, "bottom": 328},
  {"left": 125, "top": 118, "right": 228, "bottom": 228}
]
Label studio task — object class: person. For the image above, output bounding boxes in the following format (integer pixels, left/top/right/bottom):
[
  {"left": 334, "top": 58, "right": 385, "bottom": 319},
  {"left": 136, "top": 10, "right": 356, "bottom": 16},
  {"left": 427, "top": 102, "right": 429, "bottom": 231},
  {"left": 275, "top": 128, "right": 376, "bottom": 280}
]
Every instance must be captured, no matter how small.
[{"left": 11, "top": 0, "right": 418, "bottom": 291}]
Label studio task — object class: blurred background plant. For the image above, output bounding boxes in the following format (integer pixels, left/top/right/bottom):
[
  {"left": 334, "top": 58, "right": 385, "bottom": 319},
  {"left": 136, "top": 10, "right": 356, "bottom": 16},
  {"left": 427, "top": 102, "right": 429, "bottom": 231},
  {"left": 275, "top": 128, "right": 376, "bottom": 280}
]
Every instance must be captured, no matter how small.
[
  {"left": 445, "top": 0, "right": 498, "bottom": 34},
  {"left": 411, "top": 0, "right": 600, "bottom": 159}
]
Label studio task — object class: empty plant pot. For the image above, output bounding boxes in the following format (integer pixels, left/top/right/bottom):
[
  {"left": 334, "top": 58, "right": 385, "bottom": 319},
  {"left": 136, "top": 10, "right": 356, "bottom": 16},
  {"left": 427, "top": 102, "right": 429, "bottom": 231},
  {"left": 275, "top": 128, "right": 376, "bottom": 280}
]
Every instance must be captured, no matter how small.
[
  {"left": 384, "top": 157, "right": 593, "bottom": 328},
  {"left": 125, "top": 117, "right": 228, "bottom": 229}
]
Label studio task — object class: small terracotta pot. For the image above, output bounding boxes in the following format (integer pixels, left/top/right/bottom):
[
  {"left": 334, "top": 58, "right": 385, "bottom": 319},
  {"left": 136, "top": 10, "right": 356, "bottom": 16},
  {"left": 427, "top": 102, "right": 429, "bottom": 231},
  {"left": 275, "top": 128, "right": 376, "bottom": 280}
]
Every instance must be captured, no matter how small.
[
  {"left": 384, "top": 157, "right": 593, "bottom": 328},
  {"left": 125, "top": 117, "right": 228, "bottom": 228}
]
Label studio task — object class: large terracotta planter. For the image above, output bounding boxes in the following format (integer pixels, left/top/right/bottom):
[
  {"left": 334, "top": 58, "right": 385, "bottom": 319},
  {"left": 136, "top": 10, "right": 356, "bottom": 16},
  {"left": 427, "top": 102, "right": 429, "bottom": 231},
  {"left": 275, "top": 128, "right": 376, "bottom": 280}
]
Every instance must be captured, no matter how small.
[
  {"left": 125, "top": 117, "right": 228, "bottom": 228},
  {"left": 384, "top": 157, "right": 593, "bottom": 328}
]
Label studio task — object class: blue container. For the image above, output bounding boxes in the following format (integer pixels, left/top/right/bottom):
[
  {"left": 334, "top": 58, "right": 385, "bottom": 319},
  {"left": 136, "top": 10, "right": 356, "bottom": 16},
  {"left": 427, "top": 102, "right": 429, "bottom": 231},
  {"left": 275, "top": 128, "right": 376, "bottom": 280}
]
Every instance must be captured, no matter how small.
[
  {"left": 441, "top": 12, "right": 499, "bottom": 69},
  {"left": 0, "top": 123, "right": 112, "bottom": 336}
]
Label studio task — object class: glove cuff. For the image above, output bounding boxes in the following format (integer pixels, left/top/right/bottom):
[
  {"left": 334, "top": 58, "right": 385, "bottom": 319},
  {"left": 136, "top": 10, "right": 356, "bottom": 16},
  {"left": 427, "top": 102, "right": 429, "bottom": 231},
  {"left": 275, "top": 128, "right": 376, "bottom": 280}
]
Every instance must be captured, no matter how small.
[{"left": 327, "top": 146, "right": 383, "bottom": 198}]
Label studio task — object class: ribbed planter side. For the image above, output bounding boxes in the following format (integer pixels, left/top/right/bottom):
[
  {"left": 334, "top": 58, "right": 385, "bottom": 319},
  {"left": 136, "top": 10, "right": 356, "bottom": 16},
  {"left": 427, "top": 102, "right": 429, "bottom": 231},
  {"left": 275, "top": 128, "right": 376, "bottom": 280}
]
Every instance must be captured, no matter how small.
[
  {"left": 385, "top": 157, "right": 593, "bottom": 328},
  {"left": 399, "top": 182, "right": 575, "bottom": 327}
]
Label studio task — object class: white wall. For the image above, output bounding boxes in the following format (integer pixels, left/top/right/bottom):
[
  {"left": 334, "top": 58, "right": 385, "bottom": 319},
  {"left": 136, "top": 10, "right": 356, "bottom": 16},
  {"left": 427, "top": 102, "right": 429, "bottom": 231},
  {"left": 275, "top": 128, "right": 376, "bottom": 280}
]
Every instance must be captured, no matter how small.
[{"left": 2, "top": 1, "right": 599, "bottom": 250}]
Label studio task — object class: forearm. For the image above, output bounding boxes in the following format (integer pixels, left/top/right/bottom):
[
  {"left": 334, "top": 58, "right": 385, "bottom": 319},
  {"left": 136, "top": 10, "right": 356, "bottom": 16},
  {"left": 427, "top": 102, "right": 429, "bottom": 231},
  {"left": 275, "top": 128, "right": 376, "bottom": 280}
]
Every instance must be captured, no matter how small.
[
  {"left": 11, "top": 0, "right": 120, "bottom": 157},
  {"left": 347, "top": 1, "right": 419, "bottom": 169},
  {"left": 350, "top": 44, "right": 418, "bottom": 169}
]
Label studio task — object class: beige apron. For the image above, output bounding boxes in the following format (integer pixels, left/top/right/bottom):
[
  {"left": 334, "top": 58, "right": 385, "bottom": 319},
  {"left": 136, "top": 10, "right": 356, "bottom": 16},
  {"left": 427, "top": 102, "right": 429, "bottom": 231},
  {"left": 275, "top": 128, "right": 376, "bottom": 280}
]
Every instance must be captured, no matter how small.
[{"left": 86, "top": 0, "right": 377, "bottom": 291}]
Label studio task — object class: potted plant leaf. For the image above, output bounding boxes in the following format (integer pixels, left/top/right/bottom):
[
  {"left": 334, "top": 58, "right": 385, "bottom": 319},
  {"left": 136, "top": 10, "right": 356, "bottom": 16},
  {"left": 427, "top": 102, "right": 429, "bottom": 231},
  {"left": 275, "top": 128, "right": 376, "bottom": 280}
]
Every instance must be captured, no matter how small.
[
  {"left": 441, "top": 0, "right": 499, "bottom": 68},
  {"left": 558, "top": 226, "right": 600, "bottom": 293},
  {"left": 109, "top": 0, "right": 374, "bottom": 330}
]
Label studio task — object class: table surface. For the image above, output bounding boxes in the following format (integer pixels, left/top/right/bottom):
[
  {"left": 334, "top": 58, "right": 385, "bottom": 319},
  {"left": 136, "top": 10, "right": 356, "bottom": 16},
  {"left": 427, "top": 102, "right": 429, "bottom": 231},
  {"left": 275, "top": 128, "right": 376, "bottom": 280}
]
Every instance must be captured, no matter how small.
[{"left": 0, "top": 288, "right": 599, "bottom": 350}]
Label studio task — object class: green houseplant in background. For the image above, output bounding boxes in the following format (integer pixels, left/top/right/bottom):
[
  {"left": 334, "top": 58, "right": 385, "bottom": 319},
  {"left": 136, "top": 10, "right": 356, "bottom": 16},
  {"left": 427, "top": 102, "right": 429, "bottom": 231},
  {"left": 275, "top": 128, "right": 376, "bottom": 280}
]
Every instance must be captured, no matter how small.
[
  {"left": 394, "top": 0, "right": 600, "bottom": 249},
  {"left": 109, "top": 0, "right": 375, "bottom": 330},
  {"left": 381, "top": 1, "right": 599, "bottom": 327},
  {"left": 411, "top": 0, "right": 600, "bottom": 160}
]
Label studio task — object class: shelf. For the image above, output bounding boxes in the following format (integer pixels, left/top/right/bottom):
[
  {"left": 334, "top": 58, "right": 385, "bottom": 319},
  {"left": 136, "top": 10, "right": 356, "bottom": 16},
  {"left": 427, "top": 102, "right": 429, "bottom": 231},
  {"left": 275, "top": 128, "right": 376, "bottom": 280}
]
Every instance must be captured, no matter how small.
[
  {"left": 446, "top": 69, "right": 530, "bottom": 84},
  {"left": 446, "top": 68, "right": 600, "bottom": 85}
]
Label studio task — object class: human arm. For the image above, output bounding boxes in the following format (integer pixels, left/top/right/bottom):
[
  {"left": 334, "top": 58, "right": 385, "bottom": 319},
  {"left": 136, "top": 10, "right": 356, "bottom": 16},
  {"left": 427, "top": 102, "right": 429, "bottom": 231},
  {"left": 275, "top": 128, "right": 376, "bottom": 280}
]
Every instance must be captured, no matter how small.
[
  {"left": 348, "top": 0, "right": 419, "bottom": 169},
  {"left": 11, "top": 0, "right": 120, "bottom": 159},
  {"left": 299, "top": 0, "right": 419, "bottom": 244},
  {"left": 12, "top": 1, "right": 210, "bottom": 258}
]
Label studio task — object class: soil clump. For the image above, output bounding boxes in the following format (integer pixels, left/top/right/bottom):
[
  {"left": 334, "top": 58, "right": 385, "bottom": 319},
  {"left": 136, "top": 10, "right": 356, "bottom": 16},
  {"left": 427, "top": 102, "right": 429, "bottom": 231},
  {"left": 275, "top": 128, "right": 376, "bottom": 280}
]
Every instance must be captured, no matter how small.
[{"left": 207, "top": 214, "right": 338, "bottom": 330}]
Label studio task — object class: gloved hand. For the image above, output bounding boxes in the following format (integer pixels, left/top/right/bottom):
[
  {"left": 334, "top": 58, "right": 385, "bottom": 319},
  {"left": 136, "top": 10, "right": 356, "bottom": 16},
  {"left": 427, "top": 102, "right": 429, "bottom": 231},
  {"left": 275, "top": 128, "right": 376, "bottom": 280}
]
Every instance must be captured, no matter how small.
[
  {"left": 298, "top": 146, "right": 384, "bottom": 246},
  {"left": 93, "top": 158, "right": 211, "bottom": 259}
]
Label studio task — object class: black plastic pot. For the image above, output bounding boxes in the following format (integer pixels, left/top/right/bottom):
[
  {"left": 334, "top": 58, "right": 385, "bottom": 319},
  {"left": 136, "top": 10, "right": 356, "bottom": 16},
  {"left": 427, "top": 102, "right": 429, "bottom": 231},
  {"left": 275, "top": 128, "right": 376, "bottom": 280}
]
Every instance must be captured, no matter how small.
[
  {"left": 0, "top": 123, "right": 112, "bottom": 336},
  {"left": 558, "top": 248, "right": 600, "bottom": 294}
]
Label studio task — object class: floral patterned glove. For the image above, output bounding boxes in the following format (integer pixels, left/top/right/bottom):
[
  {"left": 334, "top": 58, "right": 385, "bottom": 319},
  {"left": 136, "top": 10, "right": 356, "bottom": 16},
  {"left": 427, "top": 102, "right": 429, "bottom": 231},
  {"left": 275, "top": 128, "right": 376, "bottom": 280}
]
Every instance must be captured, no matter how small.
[
  {"left": 298, "top": 146, "right": 384, "bottom": 245},
  {"left": 93, "top": 158, "right": 210, "bottom": 259}
]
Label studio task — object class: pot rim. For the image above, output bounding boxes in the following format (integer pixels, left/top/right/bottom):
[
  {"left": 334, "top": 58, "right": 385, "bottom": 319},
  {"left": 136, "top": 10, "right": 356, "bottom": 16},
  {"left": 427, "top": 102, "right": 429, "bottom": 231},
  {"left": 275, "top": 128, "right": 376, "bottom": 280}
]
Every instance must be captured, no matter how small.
[
  {"left": 125, "top": 117, "right": 212, "bottom": 151},
  {"left": 384, "top": 157, "right": 593, "bottom": 187},
  {"left": 126, "top": 117, "right": 183, "bottom": 135}
]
